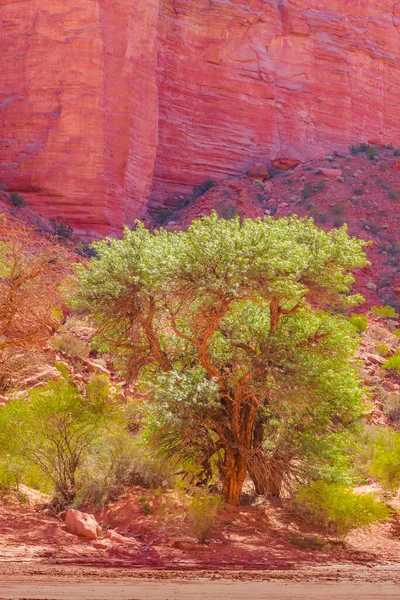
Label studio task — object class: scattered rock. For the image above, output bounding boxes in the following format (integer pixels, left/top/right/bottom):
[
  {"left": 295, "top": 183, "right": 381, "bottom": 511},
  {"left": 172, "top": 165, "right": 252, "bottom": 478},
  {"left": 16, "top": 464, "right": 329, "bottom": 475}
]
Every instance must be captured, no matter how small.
[
  {"left": 105, "top": 530, "right": 139, "bottom": 546},
  {"left": 65, "top": 509, "right": 101, "bottom": 540},
  {"left": 366, "top": 282, "right": 377, "bottom": 291}
]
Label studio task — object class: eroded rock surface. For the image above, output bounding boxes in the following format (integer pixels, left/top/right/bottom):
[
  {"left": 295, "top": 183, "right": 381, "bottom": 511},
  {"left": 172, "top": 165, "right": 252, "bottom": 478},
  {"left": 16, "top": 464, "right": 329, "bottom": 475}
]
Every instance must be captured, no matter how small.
[{"left": 1, "top": 1, "right": 400, "bottom": 236}]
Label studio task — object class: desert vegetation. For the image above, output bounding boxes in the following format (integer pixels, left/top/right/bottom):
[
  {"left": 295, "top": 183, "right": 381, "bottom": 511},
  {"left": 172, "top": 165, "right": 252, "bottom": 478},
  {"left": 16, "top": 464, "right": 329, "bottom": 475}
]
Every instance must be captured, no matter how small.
[{"left": 0, "top": 212, "right": 399, "bottom": 548}]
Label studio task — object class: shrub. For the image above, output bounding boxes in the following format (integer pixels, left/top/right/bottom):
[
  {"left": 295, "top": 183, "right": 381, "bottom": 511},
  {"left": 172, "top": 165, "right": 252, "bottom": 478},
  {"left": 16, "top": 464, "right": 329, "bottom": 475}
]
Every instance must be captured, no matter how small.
[
  {"left": 348, "top": 313, "right": 368, "bottom": 334},
  {"left": 394, "top": 149, "right": 400, "bottom": 157},
  {"left": 295, "top": 482, "right": 391, "bottom": 537},
  {"left": 372, "top": 305, "right": 399, "bottom": 318},
  {"left": 368, "top": 429, "right": 400, "bottom": 490},
  {"left": 388, "top": 189, "right": 400, "bottom": 201},
  {"left": 366, "top": 146, "right": 379, "bottom": 160},
  {"left": 192, "top": 179, "right": 217, "bottom": 199},
  {"left": 350, "top": 143, "right": 369, "bottom": 155},
  {"left": 187, "top": 492, "right": 222, "bottom": 542},
  {"left": 383, "top": 393, "right": 400, "bottom": 424},
  {"left": 220, "top": 204, "right": 242, "bottom": 220},
  {"left": 0, "top": 376, "right": 122, "bottom": 505},
  {"left": 353, "top": 187, "right": 364, "bottom": 196},
  {"left": 52, "top": 332, "right": 90, "bottom": 359},
  {"left": 9, "top": 192, "right": 26, "bottom": 208},
  {"left": 50, "top": 218, "right": 73, "bottom": 239},
  {"left": 301, "top": 182, "right": 314, "bottom": 200},
  {"left": 383, "top": 352, "right": 400, "bottom": 376},
  {"left": 316, "top": 180, "right": 327, "bottom": 192},
  {"left": 376, "top": 343, "right": 390, "bottom": 357},
  {"left": 332, "top": 216, "right": 344, "bottom": 228},
  {"left": 154, "top": 208, "right": 174, "bottom": 226}
]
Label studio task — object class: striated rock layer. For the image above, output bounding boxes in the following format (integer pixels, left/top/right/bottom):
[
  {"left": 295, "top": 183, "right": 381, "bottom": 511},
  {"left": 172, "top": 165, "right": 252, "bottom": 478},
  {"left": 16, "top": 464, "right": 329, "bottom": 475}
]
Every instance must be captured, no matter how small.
[{"left": 1, "top": 0, "right": 400, "bottom": 237}]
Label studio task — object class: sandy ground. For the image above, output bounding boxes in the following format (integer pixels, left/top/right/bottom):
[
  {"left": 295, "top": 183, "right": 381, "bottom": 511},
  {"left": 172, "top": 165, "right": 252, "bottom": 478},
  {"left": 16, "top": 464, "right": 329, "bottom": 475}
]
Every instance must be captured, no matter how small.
[{"left": 2, "top": 565, "right": 400, "bottom": 599}]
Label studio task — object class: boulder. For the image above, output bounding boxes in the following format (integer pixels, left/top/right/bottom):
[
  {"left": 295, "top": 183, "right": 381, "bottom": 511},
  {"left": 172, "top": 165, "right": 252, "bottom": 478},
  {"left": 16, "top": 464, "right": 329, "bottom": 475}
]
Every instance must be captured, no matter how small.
[
  {"left": 246, "top": 163, "right": 270, "bottom": 179},
  {"left": 318, "top": 168, "right": 343, "bottom": 178},
  {"left": 65, "top": 509, "right": 101, "bottom": 540},
  {"left": 272, "top": 158, "right": 301, "bottom": 171}
]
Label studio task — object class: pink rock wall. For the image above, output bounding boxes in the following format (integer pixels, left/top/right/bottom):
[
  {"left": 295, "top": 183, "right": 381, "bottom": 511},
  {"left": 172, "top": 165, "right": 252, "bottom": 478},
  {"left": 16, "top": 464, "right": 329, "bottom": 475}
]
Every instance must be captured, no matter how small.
[{"left": 1, "top": 0, "right": 400, "bottom": 236}]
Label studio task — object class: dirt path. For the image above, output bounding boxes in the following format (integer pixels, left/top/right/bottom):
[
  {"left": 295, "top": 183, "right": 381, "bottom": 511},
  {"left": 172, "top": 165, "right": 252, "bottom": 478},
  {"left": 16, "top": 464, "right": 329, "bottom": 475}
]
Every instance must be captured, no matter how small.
[{"left": 1, "top": 578, "right": 400, "bottom": 600}]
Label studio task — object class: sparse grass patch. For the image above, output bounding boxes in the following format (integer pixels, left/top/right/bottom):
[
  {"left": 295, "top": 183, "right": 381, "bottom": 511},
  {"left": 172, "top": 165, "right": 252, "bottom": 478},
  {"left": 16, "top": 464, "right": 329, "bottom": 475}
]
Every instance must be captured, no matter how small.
[
  {"left": 52, "top": 332, "right": 90, "bottom": 359},
  {"left": 9, "top": 192, "right": 26, "bottom": 208}
]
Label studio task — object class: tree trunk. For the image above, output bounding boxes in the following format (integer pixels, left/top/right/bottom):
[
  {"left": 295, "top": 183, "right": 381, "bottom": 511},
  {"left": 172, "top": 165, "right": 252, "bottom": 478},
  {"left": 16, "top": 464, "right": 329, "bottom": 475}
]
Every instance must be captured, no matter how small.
[{"left": 222, "top": 450, "right": 247, "bottom": 505}]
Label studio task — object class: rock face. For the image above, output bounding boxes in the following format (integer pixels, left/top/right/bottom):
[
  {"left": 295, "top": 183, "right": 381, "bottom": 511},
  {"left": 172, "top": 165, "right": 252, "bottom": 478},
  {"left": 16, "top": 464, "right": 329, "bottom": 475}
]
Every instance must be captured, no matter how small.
[
  {"left": 1, "top": 1, "right": 400, "bottom": 237},
  {"left": 65, "top": 509, "right": 101, "bottom": 539}
]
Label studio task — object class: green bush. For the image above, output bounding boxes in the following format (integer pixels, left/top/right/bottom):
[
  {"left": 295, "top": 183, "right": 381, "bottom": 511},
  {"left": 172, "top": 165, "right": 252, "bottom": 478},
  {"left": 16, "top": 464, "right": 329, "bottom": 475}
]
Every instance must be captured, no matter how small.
[
  {"left": 368, "top": 429, "right": 400, "bottom": 490},
  {"left": 372, "top": 305, "right": 399, "bottom": 318},
  {"left": 295, "top": 482, "right": 391, "bottom": 537},
  {"left": 52, "top": 332, "right": 90, "bottom": 359},
  {"left": 376, "top": 343, "right": 390, "bottom": 357},
  {"left": 9, "top": 192, "right": 26, "bottom": 208},
  {"left": 383, "top": 352, "right": 400, "bottom": 376},
  {"left": 348, "top": 313, "right": 368, "bottom": 334},
  {"left": 0, "top": 375, "right": 121, "bottom": 505},
  {"left": 187, "top": 492, "right": 222, "bottom": 542}
]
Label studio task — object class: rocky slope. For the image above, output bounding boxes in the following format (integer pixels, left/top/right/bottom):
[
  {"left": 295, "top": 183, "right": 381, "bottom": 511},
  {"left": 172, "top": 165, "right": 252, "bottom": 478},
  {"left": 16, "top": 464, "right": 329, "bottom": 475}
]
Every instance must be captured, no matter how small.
[{"left": 1, "top": 1, "right": 400, "bottom": 237}]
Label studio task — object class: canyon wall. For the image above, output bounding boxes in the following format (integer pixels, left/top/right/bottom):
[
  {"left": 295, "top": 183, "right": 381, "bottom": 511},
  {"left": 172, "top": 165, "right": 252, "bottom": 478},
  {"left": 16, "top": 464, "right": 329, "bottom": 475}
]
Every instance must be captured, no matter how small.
[{"left": 1, "top": 0, "right": 400, "bottom": 236}]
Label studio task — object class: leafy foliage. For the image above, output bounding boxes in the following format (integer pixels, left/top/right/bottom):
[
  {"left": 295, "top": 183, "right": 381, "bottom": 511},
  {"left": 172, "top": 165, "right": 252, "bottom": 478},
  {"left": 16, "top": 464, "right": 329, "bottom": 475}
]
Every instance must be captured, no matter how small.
[
  {"left": 348, "top": 313, "right": 368, "bottom": 334},
  {"left": 9, "top": 192, "right": 26, "bottom": 208},
  {"left": 0, "top": 374, "right": 124, "bottom": 505},
  {"left": 187, "top": 492, "right": 222, "bottom": 542},
  {"left": 372, "top": 305, "right": 399, "bottom": 318},
  {"left": 72, "top": 213, "right": 368, "bottom": 504},
  {"left": 295, "top": 482, "right": 391, "bottom": 537}
]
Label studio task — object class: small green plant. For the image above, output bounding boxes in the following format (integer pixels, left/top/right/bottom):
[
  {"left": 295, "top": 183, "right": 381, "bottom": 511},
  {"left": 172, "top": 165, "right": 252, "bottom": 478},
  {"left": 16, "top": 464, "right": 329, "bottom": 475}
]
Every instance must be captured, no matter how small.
[
  {"left": 9, "top": 192, "right": 26, "bottom": 208},
  {"left": 138, "top": 495, "right": 153, "bottom": 516},
  {"left": 52, "top": 333, "right": 90, "bottom": 359},
  {"left": 348, "top": 313, "right": 368, "bottom": 334},
  {"left": 295, "top": 482, "right": 391, "bottom": 538},
  {"left": 372, "top": 305, "right": 399, "bottom": 318},
  {"left": 393, "top": 329, "right": 400, "bottom": 337},
  {"left": 316, "top": 180, "right": 327, "bottom": 192},
  {"left": 50, "top": 218, "right": 73, "bottom": 239},
  {"left": 187, "top": 492, "right": 222, "bottom": 542},
  {"left": 383, "top": 352, "right": 400, "bottom": 376},
  {"left": 376, "top": 343, "right": 390, "bottom": 357}
]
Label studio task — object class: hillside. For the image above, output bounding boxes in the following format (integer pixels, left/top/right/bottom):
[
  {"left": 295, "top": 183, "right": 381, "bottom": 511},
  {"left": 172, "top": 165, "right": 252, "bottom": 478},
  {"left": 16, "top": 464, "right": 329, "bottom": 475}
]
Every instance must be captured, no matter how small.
[{"left": 2, "top": 2, "right": 400, "bottom": 236}]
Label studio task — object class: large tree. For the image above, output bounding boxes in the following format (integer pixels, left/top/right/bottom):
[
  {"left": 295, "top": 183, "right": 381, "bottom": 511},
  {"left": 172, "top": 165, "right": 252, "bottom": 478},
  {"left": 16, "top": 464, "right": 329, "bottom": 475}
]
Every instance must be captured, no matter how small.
[{"left": 74, "top": 213, "right": 368, "bottom": 504}]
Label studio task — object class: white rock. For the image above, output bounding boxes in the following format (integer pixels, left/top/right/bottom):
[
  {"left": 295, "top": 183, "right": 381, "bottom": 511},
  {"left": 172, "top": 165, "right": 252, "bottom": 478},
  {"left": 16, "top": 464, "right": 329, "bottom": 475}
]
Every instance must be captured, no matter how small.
[{"left": 65, "top": 509, "right": 101, "bottom": 540}]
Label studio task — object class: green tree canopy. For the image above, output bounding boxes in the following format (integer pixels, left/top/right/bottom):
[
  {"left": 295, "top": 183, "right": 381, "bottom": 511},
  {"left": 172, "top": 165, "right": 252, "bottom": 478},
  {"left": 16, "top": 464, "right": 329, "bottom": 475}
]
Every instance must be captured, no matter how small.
[{"left": 73, "top": 213, "right": 368, "bottom": 504}]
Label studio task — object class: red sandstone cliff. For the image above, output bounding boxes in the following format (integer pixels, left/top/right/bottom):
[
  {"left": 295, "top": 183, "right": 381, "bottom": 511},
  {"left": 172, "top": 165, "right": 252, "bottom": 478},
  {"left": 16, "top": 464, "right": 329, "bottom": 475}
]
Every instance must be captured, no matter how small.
[{"left": 1, "top": 0, "right": 400, "bottom": 237}]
